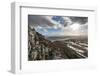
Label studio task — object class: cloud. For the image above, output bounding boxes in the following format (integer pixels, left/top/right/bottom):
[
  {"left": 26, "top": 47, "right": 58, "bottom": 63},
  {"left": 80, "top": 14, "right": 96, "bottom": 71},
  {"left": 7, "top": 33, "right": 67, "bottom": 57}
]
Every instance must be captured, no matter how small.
[
  {"left": 28, "top": 15, "right": 88, "bottom": 37},
  {"left": 28, "top": 15, "right": 72, "bottom": 29},
  {"left": 69, "top": 17, "right": 88, "bottom": 24},
  {"left": 62, "top": 17, "right": 72, "bottom": 27},
  {"left": 28, "top": 15, "right": 57, "bottom": 27},
  {"left": 58, "top": 23, "right": 88, "bottom": 36}
]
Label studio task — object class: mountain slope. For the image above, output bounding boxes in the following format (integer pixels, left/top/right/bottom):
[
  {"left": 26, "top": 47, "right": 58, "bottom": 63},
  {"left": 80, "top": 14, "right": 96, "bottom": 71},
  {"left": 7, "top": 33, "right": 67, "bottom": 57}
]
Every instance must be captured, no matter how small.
[{"left": 28, "top": 26, "right": 87, "bottom": 61}]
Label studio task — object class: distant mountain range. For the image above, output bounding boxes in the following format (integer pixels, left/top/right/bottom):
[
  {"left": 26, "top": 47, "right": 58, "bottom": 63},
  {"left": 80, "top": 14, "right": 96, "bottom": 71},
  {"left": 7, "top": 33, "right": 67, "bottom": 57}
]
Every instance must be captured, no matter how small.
[{"left": 47, "top": 35, "right": 88, "bottom": 42}]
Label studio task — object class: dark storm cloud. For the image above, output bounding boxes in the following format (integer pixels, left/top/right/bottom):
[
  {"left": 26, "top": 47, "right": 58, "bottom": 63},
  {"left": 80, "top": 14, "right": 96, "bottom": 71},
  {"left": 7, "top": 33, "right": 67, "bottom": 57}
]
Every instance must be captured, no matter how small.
[
  {"left": 28, "top": 15, "right": 54, "bottom": 27},
  {"left": 80, "top": 23, "right": 88, "bottom": 31},
  {"left": 69, "top": 17, "right": 88, "bottom": 24},
  {"left": 28, "top": 15, "right": 88, "bottom": 36},
  {"left": 28, "top": 15, "right": 88, "bottom": 31}
]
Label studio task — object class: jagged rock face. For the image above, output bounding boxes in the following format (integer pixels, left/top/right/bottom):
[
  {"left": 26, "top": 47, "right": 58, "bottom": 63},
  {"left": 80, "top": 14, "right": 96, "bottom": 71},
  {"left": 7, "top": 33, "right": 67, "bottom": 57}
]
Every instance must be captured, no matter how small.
[{"left": 28, "top": 26, "right": 68, "bottom": 61}]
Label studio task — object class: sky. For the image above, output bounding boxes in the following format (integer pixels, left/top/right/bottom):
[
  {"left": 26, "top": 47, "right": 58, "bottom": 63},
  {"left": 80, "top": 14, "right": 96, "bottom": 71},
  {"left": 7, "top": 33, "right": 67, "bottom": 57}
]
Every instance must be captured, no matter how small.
[{"left": 28, "top": 15, "right": 88, "bottom": 37}]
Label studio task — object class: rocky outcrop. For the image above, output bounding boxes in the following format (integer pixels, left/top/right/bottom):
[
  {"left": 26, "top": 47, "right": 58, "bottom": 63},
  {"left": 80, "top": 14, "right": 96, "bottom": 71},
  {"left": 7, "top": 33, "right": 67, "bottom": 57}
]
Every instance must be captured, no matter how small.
[{"left": 28, "top": 26, "right": 68, "bottom": 61}]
